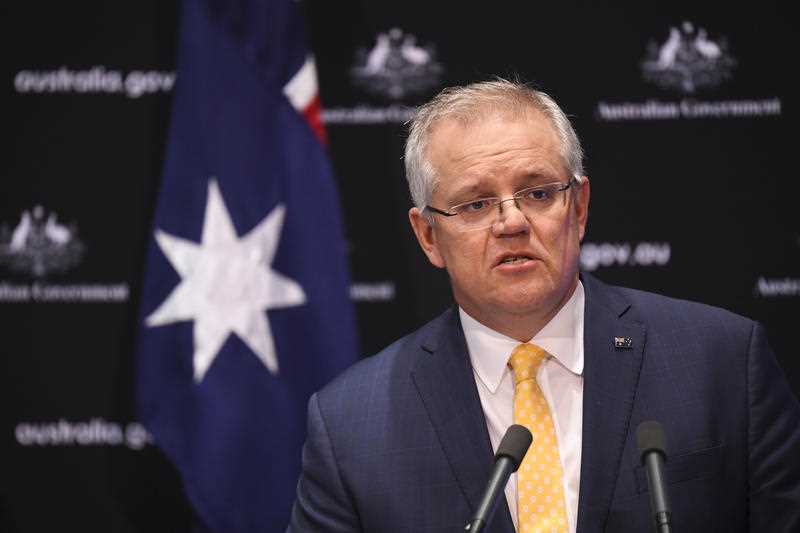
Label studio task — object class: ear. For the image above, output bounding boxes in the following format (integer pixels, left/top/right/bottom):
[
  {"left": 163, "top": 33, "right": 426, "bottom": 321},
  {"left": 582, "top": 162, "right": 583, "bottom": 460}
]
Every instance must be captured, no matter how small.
[
  {"left": 574, "top": 176, "right": 590, "bottom": 241},
  {"left": 409, "top": 207, "right": 446, "bottom": 268}
]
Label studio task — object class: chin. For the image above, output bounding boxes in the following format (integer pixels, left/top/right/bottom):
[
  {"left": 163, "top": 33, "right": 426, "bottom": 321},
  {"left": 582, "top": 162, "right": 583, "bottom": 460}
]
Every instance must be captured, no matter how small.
[
  {"left": 517, "top": 278, "right": 573, "bottom": 310},
  {"left": 494, "top": 290, "right": 551, "bottom": 316}
]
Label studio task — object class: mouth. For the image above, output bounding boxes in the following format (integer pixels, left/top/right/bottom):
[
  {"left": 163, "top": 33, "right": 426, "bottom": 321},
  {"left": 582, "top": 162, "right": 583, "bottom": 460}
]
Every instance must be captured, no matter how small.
[{"left": 496, "top": 253, "right": 535, "bottom": 267}]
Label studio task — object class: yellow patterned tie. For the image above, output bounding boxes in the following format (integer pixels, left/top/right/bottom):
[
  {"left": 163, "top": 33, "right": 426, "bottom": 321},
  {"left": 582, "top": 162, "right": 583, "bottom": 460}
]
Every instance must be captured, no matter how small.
[{"left": 508, "top": 343, "right": 568, "bottom": 533}]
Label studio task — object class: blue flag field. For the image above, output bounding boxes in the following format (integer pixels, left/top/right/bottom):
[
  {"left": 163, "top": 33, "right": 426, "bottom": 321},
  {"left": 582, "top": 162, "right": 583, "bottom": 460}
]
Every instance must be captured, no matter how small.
[{"left": 135, "top": 0, "right": 358, "bottom": 530}]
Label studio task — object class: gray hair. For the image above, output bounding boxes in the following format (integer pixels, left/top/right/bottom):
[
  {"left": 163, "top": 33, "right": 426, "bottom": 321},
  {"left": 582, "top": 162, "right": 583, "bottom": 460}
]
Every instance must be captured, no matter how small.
[{"left": 404, "top": 79, "right": 585, "bottom": 212}]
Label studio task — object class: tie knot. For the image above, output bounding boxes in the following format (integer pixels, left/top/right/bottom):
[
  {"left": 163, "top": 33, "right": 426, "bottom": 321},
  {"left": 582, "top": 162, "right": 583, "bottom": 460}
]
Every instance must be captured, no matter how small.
[{"left": 508, "top": 343, "right": 549, "bottom": 381}]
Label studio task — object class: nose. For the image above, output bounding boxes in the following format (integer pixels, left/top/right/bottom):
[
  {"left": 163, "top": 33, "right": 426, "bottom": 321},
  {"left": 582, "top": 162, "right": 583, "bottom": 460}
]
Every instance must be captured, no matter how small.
[{"left": 491, "top": 198, "right": 529, "bottom": 236}]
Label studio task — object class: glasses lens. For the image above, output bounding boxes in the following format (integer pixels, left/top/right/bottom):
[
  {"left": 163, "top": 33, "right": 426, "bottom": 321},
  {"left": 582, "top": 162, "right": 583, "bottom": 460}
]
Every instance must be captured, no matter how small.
[
  {"left": 516, "top": 183, "right": 564, "bottom": 211},
  {"left": 449, "top": 181, "right": 571, "bottom": 231},
  {"left": 453, "top": 198, "right": 497, "bottom": 227}
]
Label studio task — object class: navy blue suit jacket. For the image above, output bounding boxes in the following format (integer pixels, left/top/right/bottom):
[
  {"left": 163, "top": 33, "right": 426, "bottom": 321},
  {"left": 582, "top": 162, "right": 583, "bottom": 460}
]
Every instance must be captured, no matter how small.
[{"left": 289, "top": 274, "right": 800, "bottom": 531}]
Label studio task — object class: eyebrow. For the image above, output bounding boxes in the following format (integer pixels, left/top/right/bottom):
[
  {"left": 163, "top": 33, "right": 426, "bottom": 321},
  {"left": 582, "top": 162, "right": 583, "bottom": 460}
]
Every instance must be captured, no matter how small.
[
  {"left": 521, "top": 171, "right": 560, "bottom": 184},
  {"left": 447, "top": 172, "right": 559, "bottom": 203},
  {"left": 447, "top": 183, "right": 485, "bottom": 203}
]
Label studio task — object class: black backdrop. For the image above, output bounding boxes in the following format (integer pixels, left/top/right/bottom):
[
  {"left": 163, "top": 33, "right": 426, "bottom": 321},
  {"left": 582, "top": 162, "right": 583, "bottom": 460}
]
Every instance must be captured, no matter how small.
[{"left": 2, "top": 1, "right": 796, "bottom": 531}]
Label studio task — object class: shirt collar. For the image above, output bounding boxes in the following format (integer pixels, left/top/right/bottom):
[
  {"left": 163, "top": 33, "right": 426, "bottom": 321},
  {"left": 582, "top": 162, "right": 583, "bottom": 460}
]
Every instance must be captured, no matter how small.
[{"left": 460, "top": 281, "right": 585, "bottom": 393}]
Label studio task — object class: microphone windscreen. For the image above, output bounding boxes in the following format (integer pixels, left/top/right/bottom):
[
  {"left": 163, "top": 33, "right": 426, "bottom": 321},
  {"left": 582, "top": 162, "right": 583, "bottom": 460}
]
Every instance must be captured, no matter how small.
[
  {"left": 636, "top": 420, "right": 667, "bottom": 462},
  {"left": 495, "top": 424, "right": 532, "bottom": 471}
]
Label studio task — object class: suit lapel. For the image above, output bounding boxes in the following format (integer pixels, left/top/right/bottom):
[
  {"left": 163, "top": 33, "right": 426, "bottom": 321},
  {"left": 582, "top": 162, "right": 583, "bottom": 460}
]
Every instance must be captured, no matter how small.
[
  {"left": 410, "top": 308, "right": 516, "bottom": 533},
  {"left": 576, "top": 275, "right": 645, "bottom": 532}
]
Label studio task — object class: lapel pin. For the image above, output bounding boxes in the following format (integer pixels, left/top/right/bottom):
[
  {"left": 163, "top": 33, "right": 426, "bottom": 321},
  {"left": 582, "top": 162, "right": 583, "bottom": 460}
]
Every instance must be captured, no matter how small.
[{"left": 614, "top": 336, "right": 633, "bottom": 349}]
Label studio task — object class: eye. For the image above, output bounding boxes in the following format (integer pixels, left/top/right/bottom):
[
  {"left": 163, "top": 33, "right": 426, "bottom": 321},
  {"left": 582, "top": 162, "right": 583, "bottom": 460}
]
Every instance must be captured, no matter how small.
[
  {"left": 460, "top": 199, "right": 492, "bottom": 213},
  {"left": 523, "top": 187, "right": 550, "bottom": 201}
]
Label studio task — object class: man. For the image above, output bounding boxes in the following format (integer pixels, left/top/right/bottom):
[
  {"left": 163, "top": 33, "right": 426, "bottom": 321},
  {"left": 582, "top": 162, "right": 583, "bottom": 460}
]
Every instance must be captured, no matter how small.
[{"left": 288, "top": 80, "right": 800, "bottom": 532}]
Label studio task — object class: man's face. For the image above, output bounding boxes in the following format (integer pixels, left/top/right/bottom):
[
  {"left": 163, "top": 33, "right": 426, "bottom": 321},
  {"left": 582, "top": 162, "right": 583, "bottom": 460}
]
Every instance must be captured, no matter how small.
[{"left": 409, "top": 109, "right": 590, "bottom": 340}]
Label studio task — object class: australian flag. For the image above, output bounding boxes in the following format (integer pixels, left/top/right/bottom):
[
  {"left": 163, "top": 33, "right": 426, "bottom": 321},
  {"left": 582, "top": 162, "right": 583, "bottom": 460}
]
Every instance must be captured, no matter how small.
[{"left": 135, "top": 0, "right": 358, "bottom": 530}]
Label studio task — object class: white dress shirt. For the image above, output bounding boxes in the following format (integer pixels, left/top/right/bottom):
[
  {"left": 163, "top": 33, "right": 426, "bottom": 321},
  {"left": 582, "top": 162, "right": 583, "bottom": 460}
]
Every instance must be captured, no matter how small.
[{"left": 460, "top": 281, "right": 584, "bottom": 532}]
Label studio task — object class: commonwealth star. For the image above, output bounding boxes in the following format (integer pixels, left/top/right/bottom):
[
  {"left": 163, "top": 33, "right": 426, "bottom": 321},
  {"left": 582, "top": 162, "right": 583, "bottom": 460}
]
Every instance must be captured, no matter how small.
[{"left": 145, "top": 178, "right": 306, "bottom": 381}]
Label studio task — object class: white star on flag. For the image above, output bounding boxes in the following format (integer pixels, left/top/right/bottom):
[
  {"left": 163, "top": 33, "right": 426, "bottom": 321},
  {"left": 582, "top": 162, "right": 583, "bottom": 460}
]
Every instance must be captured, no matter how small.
[{"left": 145, "top": 178, "right": 306, "bottom": 382}]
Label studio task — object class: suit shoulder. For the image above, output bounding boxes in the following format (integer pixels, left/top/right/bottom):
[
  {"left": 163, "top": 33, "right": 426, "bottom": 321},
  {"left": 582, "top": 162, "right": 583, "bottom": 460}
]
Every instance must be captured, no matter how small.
[
  {"left": 583, "top": 273, "right": 756, "bottom": 335},
  {"left": 315, "top": 308, "right": 455, "bottom": 400},
  {"left": 610, "top": 284, "right": 756, "bottom": 340}
]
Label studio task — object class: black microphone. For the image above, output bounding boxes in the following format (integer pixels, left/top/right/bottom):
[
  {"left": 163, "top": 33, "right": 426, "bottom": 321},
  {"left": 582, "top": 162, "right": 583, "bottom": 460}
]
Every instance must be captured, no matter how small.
[
  {"left": 464, "top": 424, "right": 532, "bottom": 533},
  {"left": 636, "top": 421, "right": 672, "bottom": 533}
]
